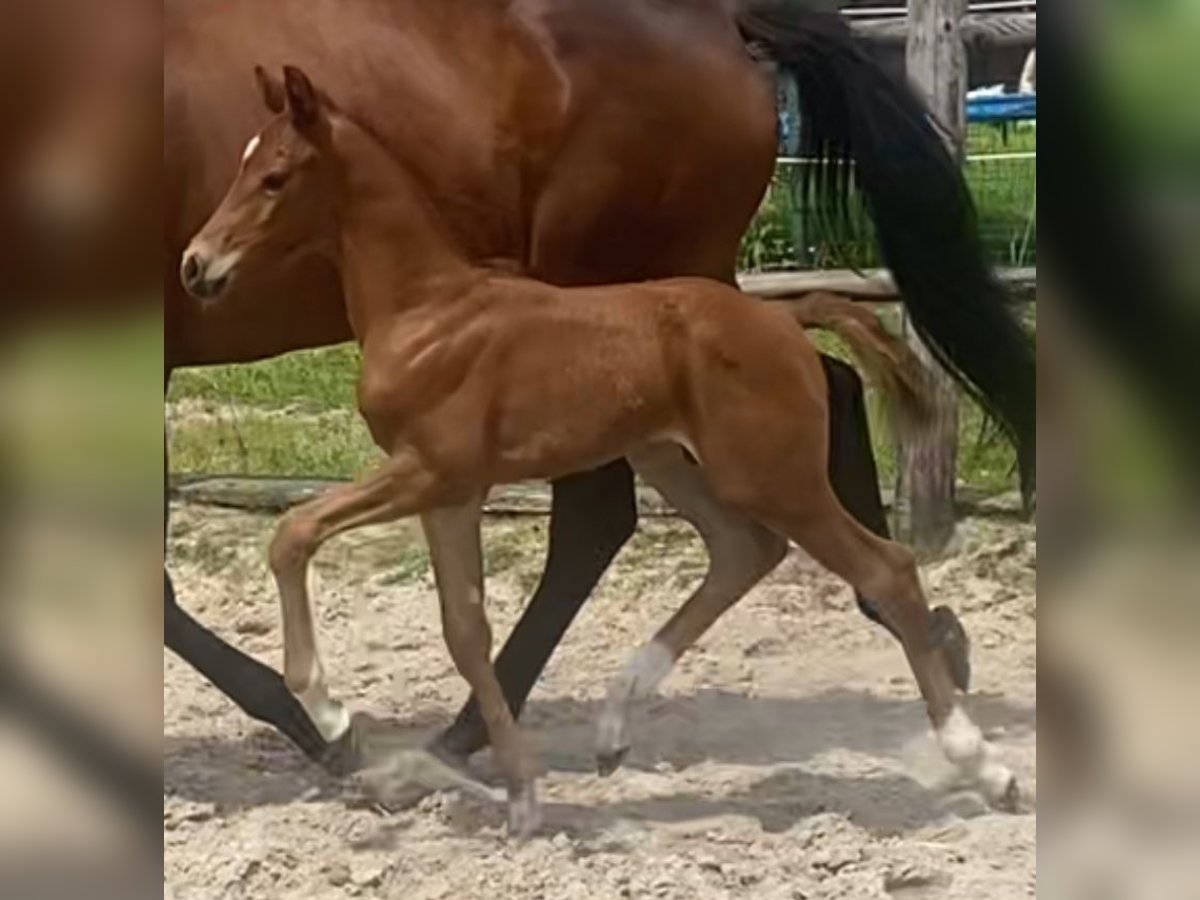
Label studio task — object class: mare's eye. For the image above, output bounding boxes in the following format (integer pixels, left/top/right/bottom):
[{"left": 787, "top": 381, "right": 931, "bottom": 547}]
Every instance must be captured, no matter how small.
[{"left": 261, "top": 172, "right": 288, "bottom": 194}]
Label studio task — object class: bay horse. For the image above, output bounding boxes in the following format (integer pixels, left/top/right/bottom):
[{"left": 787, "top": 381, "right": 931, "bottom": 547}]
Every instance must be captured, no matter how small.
[
  {"left": 182, "top": 65, "right": 1017, "bottom": 835},
  {"left": 168, "top": 0, "right": 1031, "bottom": 775},
  {"left": 161, "top": 0, "right": 903, "bottom": 776},
  {"left": 8, "top": 0, "right": 1031, "bottom": 783}
]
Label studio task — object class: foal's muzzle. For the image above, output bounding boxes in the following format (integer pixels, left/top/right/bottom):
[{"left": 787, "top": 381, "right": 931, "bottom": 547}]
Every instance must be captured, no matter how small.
[{"left": 179, "top": 248, "right": 233, "bottom": 300}]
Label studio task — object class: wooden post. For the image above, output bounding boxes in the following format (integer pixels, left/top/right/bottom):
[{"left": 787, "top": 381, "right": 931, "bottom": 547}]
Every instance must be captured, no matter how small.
[{"left": 895, "top": 0, "right": 967, "bottom": 557}]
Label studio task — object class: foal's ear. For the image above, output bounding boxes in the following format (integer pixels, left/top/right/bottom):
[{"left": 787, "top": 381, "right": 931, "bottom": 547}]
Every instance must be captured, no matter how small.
[
  {"left": 282, "top": 65, "right": 322, "bottom": 130},
  {"left": 254, "top": 65, "right": 285, "bottom": 114}
]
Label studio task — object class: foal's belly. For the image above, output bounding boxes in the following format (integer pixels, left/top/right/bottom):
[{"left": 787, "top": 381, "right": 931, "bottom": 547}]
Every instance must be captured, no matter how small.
[{"left": 484, "top": 356, "right": 676, "bottom": 484}]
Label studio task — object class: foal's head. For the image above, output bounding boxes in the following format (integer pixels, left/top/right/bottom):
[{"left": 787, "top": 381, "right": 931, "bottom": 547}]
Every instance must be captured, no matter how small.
[{"left": 181, "top": 66, "right": 338, "bottom": 301}]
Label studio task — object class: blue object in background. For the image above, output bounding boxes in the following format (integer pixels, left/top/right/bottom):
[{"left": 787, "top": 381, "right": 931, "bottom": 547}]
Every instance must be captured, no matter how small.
[{"left": 966, "top": 92, "right": 1037, "bottom": 123}]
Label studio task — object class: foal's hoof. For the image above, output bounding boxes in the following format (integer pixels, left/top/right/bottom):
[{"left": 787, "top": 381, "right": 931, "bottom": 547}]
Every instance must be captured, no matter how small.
[
  {"left": 596, "top": 705, "right": 632, "bottom": 776},
  {"left": 596, "top": 745, "right": 630, "bottom": 778},
  {"left": 320, "top": 711, "right": 408, "bottom": 776},
  {"left": 507, "top": 783, "right": 542, "bottom": 839},
  {"left": 930, "top": 605, "right": 972, "bottom": 693},
  {"left": 356, "top": 745, "right": 503, "bottom": 811},
  {"left": 320, "top": 713, "right": 373, "bottom": 776},
  {"left": 989, "top": 772, "right": 1022, "bottom": 814}
]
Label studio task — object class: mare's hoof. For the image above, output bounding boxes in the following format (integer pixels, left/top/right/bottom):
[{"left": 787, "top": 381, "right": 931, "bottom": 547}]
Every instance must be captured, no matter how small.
[
  {"left": 507, "top": 783, "right": 542, "bottom": 839},
  {"left": 930, "top": 605, "right": 972, "bottom": 693},
  {"left": 596, "top": 746, "right": 630, "bottom": 777}
]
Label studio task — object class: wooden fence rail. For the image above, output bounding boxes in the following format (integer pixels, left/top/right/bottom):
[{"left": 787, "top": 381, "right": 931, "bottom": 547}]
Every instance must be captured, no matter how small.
[
  {"left": 738, "top": 266, "right": 1035, "bottom": 302},
  {"left": 169, "top": 474, "right": 1026, "bottom": 520}
]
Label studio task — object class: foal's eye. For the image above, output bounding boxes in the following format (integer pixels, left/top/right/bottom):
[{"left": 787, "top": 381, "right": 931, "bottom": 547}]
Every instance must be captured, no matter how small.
[{"left": 261, "top": 172, "right": 288, "bottom": 194}]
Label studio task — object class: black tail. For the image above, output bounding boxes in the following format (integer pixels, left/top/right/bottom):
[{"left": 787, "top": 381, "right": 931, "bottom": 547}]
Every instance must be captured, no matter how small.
[{"left": 736, "top": 4, "right": 1036, "bottom": 498}]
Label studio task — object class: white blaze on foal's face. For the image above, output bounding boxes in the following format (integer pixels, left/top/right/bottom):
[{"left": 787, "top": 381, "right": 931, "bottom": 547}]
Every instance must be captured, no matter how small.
[{"left": 241, "top": 134, "right": 261, "bottom": 165}]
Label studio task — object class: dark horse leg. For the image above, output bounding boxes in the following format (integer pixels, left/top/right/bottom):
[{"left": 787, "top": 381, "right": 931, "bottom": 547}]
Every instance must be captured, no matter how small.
[
  {"left": 820, "top": 357, "right": 895, "bottom": 630},
  {"left": 162, "top": 415, "right": 340, "bottom": 772},
  {"left": 0, "top": 436, "right": 158, "bottom": 829},
  {"left": 163, "top": 569, "right": 342, "bottom": 769},
  {"left": 821, "top": 356, "right": 971, "bottom": 691},
  {"left": 433, "top": 354, "right": 909, "bottom": 759}
]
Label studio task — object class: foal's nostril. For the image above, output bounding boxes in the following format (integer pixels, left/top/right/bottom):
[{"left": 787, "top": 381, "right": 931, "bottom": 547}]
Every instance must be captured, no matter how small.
[{"left": 181, "top": 253, "right": 201, "bottom": 288}]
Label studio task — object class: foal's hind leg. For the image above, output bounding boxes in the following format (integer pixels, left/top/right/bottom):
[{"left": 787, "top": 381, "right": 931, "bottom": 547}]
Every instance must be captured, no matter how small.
[
  {"left": 738, "top": 477, "right": 1017, "bottom": 809},
  {"left": 595, "top": 443, "right": 787, "bottom": 774},
  {"left": 421, "top": 500, "right": 543, "bottom": 837}
]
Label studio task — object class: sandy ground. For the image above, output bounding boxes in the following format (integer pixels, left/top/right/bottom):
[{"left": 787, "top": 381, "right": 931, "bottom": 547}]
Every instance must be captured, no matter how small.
[{"left": 164, "top": 501, "right": 1036, "bottom": 900}]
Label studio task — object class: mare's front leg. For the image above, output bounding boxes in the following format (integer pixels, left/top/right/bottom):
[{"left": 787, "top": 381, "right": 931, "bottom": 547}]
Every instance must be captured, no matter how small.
[
  {"left": 165, "top": 420, "right": 344, "bottom": 771},
  {"left": 433, "top": 459, "right": 637, "bottom": 760},
  {"left": 268, "top": 454, "right": 440, "bottom": 747},
  {"left": 422, "top": 500, "right": 544, "bottom": 838},
  {"left": 164, "top": 568, "right": 336, "bottom": 769}
]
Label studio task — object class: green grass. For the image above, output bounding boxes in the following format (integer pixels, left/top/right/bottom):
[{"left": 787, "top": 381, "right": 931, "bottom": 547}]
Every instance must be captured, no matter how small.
[
  {"left": 167, "top": 344, "right": 379, "bottom": 479},
  {"left": 168, "top": 408, "right": 380, "bottom": 478},
  {"left": 170, "top": 344, "right": 362, "bottom": 413},
  {"left": 740, "top": 125, "right": 1036, "bottom": 272}
]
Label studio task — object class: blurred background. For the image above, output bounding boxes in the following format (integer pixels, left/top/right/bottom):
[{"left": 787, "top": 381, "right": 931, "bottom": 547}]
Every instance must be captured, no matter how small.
[
  {"left": 1, "top": 0, "right": 1199, "bottom": 895},
  {"left": 0, "top": 0, "right": 161, "bottom": 896}
]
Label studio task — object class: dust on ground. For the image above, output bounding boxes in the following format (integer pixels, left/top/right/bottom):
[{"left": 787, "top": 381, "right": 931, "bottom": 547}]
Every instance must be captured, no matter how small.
[{"left": 165, "top": 501, "right": 1036, "bottom": 900}]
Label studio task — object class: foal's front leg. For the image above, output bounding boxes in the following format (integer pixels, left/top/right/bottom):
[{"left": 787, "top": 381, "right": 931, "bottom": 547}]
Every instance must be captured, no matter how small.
[
  {"left": 422, "top": 500, "right": 544, "bottom": 838},
  {"left": 269, "top": 456, "right": 439, "bottom": 745}
]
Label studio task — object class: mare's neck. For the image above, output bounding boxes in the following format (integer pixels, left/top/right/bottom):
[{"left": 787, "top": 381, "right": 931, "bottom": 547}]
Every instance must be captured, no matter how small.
[{"left": 330, "top": 118, "right": 472, "bottom": 335}]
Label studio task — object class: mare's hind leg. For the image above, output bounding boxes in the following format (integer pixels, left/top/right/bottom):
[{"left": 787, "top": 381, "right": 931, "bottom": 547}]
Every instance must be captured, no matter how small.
[
  {"left": 268, "top": 453, "right": 440, "bottom": 745},
  {"left": 822, "top": 356, "right": 971, "bottom": 691},
  {"left": 422, "top": 500, "right": 543, "bottom": 837},
  {"left": 595, "top": 443, "right": 787, "bottom": 774}
]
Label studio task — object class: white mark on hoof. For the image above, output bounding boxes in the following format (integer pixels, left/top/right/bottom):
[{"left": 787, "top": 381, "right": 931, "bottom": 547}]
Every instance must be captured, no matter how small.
[
  {"left": 617, "top": 640, "right": 676, "bottom": 699},
  {"left": 507, "top": 780, "right": 542, "bottom": 839},
  {"left": 980, "top": 761, "right": 1021, "bottom": 811},
  {"left": 298, "top": 686, "right": 351, "bottom": 743},
  {"left": 937, "top": 705, "right": 1019, "bottom": 811},
  {"left": 596, "top": 641, "right": 675, "bottom": 770},
  {"left": 939, "top": 705, "right": 984, "bottom": 765},
  {"left": 241, "top": 134, "right": 261, "bottom": 163}
]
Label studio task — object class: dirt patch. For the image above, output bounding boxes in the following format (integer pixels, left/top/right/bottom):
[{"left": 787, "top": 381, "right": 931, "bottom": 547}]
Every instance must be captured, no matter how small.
[{"left": 165, "top": 503, "right": 1035, "bottom": 899}]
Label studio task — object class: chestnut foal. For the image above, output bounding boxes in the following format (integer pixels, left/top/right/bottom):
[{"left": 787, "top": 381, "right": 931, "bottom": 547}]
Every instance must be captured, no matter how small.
[{"left": 184, "top": 68, "right": 1017, "bottom": 835}]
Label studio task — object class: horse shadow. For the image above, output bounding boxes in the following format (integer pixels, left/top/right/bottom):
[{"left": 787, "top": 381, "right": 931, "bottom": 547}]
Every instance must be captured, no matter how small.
[{"left": 164, "top": 685, "right": 1034, "bottom": 837}]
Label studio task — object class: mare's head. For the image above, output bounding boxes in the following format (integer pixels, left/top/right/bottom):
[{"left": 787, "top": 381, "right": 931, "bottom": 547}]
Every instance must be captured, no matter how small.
[{"left": 182, "top": 66, "right": 338, "bottom": 301}]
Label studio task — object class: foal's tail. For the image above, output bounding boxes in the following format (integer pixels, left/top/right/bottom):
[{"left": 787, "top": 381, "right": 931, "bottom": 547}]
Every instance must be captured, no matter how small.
[
  {"left": 735, "top": 2, "right": 1035, "bottom": 502},
  {"left": 785, "top": 292, "right": 937, "bottom": 442}
]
